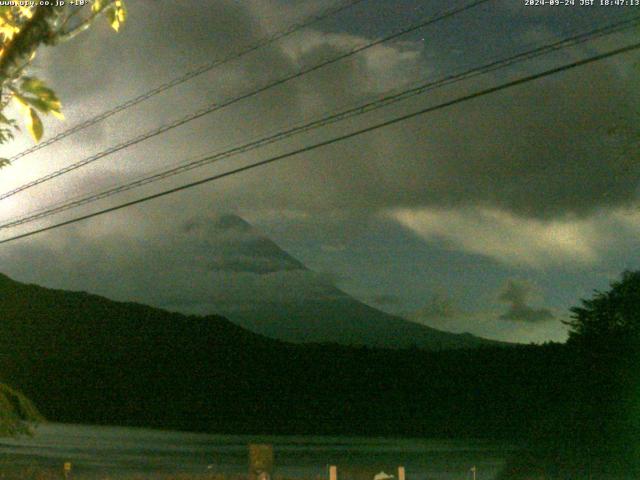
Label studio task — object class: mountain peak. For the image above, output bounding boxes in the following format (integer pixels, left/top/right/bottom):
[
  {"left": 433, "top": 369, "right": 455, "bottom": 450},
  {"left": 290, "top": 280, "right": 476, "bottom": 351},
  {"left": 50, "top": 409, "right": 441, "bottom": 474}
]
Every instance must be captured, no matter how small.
[{"left": 197, "top": 215, "right": 501, "bottom": 350}]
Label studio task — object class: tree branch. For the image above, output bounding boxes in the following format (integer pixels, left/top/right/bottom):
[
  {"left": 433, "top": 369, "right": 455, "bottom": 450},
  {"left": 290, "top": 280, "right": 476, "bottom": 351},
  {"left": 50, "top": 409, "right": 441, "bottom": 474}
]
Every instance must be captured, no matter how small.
[
  {"left": 0, "top": 6, "right": 63, "bottom": 84},
  {"left": 55, "top": 1, "right": 117, "bottom": 42}
]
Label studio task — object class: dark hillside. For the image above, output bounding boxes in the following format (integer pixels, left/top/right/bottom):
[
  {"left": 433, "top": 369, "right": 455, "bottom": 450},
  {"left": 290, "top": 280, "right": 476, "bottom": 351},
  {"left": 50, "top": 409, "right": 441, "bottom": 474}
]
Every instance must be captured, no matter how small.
[{"left": 0, "top": 272, "right": 616, "bottom": 454}]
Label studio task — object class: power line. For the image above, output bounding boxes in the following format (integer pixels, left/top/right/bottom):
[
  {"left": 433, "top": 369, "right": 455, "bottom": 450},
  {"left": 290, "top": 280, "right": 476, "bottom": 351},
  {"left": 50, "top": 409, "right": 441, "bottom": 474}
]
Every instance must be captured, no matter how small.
[
  {"left": 6, "top": 0, "right": 368, "bottom": 164},
  {"left": 16, "top": 14, "right": 640, "bottom": 225},
  {"left": 2, "top": 20, "right": 637, "bottom": 227},
  {"left": 0, "top": 0, "right": 491, "bottom": 202},
  {"left": 2, "top": 15, "right": 638, "bottom": 231},
  {"left": 1, "top": 40, "right": 638, "bottom": 246}
]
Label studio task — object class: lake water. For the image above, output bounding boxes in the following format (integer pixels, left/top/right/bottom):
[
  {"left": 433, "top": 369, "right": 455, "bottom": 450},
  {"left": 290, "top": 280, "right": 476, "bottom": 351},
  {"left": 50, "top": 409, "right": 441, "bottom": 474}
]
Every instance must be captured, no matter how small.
[{"left": 0, "top": 423, "right": 515, "bottom": 479}]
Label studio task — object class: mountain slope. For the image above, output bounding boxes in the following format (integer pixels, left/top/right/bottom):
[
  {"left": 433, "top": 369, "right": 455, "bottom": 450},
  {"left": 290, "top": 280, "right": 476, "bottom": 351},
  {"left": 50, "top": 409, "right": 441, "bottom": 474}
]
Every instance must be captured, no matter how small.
[
  {"left": 224, "top": 298, "right": 494, "bottom": 349},
  {"left": 205, "top": 215, "right": 501, "bottom": 350}
]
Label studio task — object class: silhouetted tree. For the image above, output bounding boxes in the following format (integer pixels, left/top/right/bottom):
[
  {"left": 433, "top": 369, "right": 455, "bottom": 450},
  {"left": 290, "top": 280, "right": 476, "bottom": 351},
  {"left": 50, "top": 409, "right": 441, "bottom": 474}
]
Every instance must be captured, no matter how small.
[
  {"left": 499, "top": 272, "right": 640, "bottom": 479},
  {"left": 561, "top": 270, "right": 640, "bottom": 475},
  {"left": 566, "top": 270, "right": 640, "bottom": 348}
]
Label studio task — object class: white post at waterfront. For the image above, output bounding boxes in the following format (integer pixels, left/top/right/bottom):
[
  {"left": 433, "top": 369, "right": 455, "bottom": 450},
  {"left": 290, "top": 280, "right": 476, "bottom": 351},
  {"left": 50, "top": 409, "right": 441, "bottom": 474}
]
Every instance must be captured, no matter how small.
[
  {"left": 63, "top": 462, "right": 72, "bottom": 480},
  {"left": 470, "top": 466, "right": 476, "bottom": 480}
]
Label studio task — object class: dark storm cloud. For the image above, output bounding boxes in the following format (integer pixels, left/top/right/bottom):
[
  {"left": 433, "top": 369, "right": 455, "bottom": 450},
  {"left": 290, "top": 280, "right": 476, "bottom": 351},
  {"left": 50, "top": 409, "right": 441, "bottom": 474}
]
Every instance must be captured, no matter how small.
[
  {"left": 29, "top": 0, "right": 640, "bottom": 227},
  {"left": 34, "top": 0, "right": 295, "bottom": 156},
  {"left": 186, "top": 35, "right": 640, "bottom": 226},
  {"left": 359, "top": 61, "right": 638, "bottom": 220},
  {"left": 498, "top": 279, "right": 554, "bottom": 323},
  {"left": 41, "top": 0, "right": 268, "bottom": 99}
]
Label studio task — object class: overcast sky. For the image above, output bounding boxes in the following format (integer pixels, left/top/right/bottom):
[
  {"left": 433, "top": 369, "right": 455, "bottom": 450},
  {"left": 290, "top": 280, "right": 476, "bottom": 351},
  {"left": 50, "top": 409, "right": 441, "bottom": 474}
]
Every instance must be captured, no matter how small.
[{"left": 0, "top": 0, "right": 639, "bottom": 343}]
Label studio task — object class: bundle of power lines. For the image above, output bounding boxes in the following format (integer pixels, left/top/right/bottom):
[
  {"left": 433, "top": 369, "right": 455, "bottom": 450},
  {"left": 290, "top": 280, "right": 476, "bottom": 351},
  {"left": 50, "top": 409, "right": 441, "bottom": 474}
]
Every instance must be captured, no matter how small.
[{"left": 1, "top": 0, "right": 639, "bottom": 245}]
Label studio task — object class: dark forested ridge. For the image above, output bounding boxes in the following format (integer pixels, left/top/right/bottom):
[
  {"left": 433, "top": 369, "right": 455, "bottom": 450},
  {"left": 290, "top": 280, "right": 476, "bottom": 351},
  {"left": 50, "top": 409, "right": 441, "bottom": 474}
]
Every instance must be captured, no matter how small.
[
  {"left": 0, "top": 271, "right": 637, "bottom": 477},
  {"left": 0, "top": 272, "right": 551, "bottom": 436}
]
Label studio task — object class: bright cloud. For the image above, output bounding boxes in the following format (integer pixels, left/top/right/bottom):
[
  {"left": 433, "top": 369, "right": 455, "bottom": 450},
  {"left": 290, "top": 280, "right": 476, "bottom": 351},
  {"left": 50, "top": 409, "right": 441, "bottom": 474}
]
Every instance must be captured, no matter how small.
[{"left": 388, "top": 206, "right": 610, "bottom": 268}]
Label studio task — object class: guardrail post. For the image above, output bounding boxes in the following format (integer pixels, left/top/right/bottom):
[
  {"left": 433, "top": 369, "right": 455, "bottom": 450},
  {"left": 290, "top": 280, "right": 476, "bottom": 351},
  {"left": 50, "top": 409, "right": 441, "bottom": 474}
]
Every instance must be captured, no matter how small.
[
  {"left": 249, "top": 444, "right": 274, "bottom": 480},
  {"left": 329, "top": 465, "right": 337, "bottom": 480}
]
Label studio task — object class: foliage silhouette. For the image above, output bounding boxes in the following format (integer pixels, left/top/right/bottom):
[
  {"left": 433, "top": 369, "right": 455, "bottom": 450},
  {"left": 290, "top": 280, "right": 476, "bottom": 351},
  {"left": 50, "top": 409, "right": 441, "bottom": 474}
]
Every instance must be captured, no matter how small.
[
  {"left": 0, "top": 2, "right": 126, "bottom": 161},
  {"left": 499, "top": 270, "right": 640, "bottom": 479}
]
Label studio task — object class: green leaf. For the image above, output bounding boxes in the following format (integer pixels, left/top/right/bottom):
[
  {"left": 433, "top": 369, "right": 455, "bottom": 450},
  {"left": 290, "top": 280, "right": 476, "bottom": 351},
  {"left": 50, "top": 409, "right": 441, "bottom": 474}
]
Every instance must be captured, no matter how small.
[
  {"left": 108, "top": 1, "right": 126, "bottom": 32},
  {"left": 22, "top": 97, "right": 49, "bottom": 113},
  {"left": 116, "top": 1, "right": 127, "bottom": 22},
  {"left": 21, "top": 77, "right": 59, "bottom": 103},
  {"left": 107, "top": 7, "right": 118, "bottom": 31},
  {"left": 13, "top": 90, "right": 62, "bottom": 118},
  {"left": 27, "top": 108, "right": 43, "bottom": 142},
  {"left": 0, "top": 158, "right": 10, "bottom": 168},
  {"left": 21, "top": 76, "right": 45, "bottom": 91}
]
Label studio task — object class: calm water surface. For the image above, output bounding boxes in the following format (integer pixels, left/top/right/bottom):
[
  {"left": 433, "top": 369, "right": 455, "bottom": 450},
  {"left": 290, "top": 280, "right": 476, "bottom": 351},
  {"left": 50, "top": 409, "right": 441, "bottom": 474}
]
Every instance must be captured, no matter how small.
[{"left": 0, "top": 423, "right": 515, "bottom": 479}]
